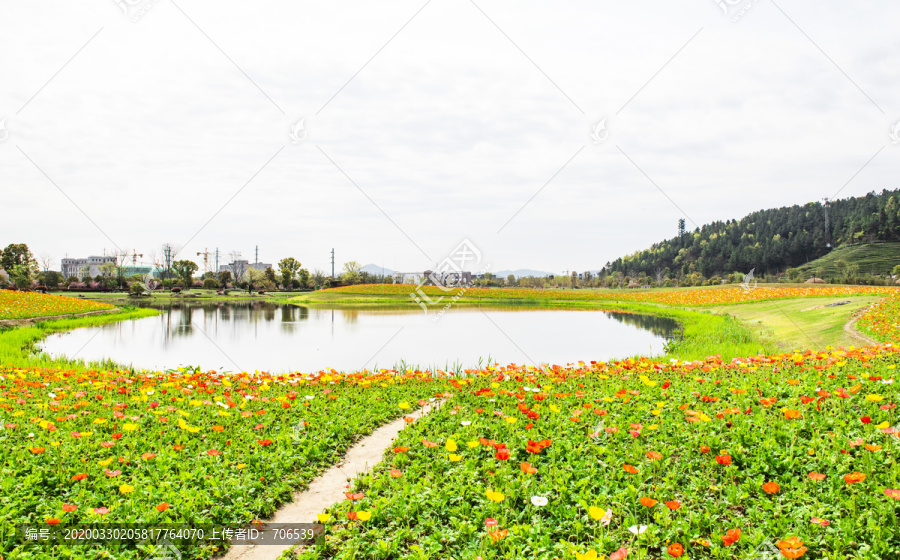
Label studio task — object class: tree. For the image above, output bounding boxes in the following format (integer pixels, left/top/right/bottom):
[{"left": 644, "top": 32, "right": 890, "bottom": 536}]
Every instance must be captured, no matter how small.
[
  {"left": 264, "top": 266, "right": 278, "bottom": 287},
  {"left": 246, "top": 267, "right": 266, "bottom": 293},
  {"left": 39, "top": 253, "right": 53, "bottom": 273},
  {"left": 506, "top": 274, "right": 516, "bottom": 286},
  {"left": 892, "top": 264, "right": 900, "bottom": 277},
  {"left": 202, "top": 278, "right": 219, "bottom": 290},
  {"left": 228, "top": 253, "right": 247, "bottom": 285},
  {"left": 98, "top": 261, "right": 118, "bottom": 290},
  {"left": 297, "top": 268, "right": 310, "bottom": 289},
  {"left": 341, "top": 261, "right": 362, "bottom": 285},
  {"left": 218, "top": 270, "right": 233, "bottom": 287},
  {"left": 171, "top": 260, "right": 199, "bottom": 288},
  {"left": 278, "top": 257, "right": 301, "bottom": 287},
  {"left": 1, "top": 244, "right": 38, "bottom": 288},
  {"left": 312, "top": 269, "right": 327, "bottom": 289}
]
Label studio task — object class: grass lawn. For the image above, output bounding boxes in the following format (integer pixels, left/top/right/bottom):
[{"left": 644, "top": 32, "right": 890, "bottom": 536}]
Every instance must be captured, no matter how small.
[
  {"left": 796, "top": 242, "right": 900, "bottom": 278},
  {"left": 703, "top": 295, "right": 883, "bottom": 351}
]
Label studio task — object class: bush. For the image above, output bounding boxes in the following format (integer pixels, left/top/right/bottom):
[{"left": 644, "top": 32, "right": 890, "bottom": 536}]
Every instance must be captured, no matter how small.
[
  {"left": 129, "top": 283, "right": 146, "bottom": 297},
  {"left": 170, "top": 286, "right": 182, "bottom": 293},
  {"left": 202, "top": 278, "right": 219, "bottom": 290}
]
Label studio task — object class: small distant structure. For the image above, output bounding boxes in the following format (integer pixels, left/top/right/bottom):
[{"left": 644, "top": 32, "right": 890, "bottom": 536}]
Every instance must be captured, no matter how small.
[
  {"left": 392, "top": 271, "right": 475, "bottom": 286},
  {"left": 805, "top": 277, "right": 826, "bottom": 284},
  {"left": 640, "top": 284, "right": 651, "bottom": 289},
  {"left": 627, "top": 282, "right": 641, "bottom": 289}
]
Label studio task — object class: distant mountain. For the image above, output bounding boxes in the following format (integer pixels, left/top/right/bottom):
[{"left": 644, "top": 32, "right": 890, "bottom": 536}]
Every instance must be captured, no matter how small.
[
  {"left": 361, "top": 264, "right": 396, "bottom": 276},
  {"left": 493, "top": 269, "right": 555, "bottom": 278}
]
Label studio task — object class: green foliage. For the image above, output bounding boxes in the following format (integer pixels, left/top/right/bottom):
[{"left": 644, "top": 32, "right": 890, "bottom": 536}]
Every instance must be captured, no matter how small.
[
  {"left": 171, "top": 260, "right": 199, "bottom": 288},
  {"left": 279, "top": 257, "right": 302, "bottom": 287},
  {"left": 202, "top": 278, "right": 219, "bottom": 290},
  {"left": 606, "top": 189, "right": 900, "bottom": 279}
]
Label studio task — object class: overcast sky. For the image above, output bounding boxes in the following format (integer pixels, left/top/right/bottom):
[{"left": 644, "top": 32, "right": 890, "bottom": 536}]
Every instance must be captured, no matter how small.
[{"left": 2, "top": 0, "right": 898, "bottom": 275}]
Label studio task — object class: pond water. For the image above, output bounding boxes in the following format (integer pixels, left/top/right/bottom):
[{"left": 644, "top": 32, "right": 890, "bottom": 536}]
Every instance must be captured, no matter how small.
[{"left": 39, "top": 302, "right": 678, "bottom": 373}]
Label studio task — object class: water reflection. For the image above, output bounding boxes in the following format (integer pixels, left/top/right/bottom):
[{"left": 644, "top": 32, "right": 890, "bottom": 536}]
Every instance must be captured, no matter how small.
[{"left": 40, "top": 303, "right": 678, "bottom": 373}]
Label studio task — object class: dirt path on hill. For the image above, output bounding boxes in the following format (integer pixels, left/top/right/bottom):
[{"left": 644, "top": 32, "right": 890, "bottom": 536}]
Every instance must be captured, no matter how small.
[
  {"left": 844, "top": 307, "right": 878, "bottom": 347},
  {"left": 219, "top": 400, "right": 443, "bottom": 560}
]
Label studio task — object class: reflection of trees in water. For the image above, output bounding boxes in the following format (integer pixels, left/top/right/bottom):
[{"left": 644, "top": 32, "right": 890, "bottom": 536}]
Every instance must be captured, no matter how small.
[
  {"left": 340, "top": 309, "right": 359, "bottom": 324},
  {"left": 603, "top": 312, "right": 678, "bottom": 339},
  {"left": 151, "top": 302, "right": 309, "bottom": 339}
]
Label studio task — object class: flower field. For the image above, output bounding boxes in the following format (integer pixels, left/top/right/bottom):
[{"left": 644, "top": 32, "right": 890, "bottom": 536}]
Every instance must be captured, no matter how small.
[
  {"left": 0, "top": 367, "right": 440, "bottom": 559},
  {"left": 1, "top": 287, "right": 899, "bottom": 559},
  {"left": 323, "top": 284, "right": 900, "bottom": 307},
  {"left": 0, "top": 290, "right": 113, "bottom": 320}
]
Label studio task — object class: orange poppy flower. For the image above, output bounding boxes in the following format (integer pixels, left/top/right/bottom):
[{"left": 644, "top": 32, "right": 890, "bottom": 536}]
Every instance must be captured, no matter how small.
[
  {"left": 141, "top": 453, "right": 156, "bottom": 460},
  {"left": 206, "top": 449, "right": 221, "bottom": 456},
  {"left": 715, "top": 454, "right": 732, "bottom": 466},
  {"left": 865, "top": 444, "right": 882, "bottom": 451},
  {"left": 784, "top": 410, "right": 802, "bottom": 419},
  {"left": 520, "top": 462, "right": 537, "bottom": 474},
  {"left": 156, "top": 503, "right": 169, "bottom": 512},
  {"left": 211, "top": 425, "right": 224, "bottom": 432},
  {"left": 173, "top": 445, "right": 184, "bottom": 451},
  {"left": 46, "top": 518, "right": 61, "bottom": 525},
  {"left": 623, "top": 464, "right": 638, "bottom": 474},
  {"left": 495, "top": 449, "right": 511, "bottom": 461},
  {"left": 699, "top": 446, "right": 710, "bottom": 453},
  {"left": 883, "top": 488, "right": 900, "bottom": 500},
  {"left": 762, "top": 482, "right": 780, "bottom": 494},
  {"left": 721, "top": 528, "right": 740, "bottom": 546},
  {"left": 488, "top": 528, "right": 508, "bottom": 542},
  {"left": 808, "top": 472, "right": 826, "bottom": 481},
  {"left": 422, "top": 439, "right": 438, "bottom": 448},
  {"left": 639, "top": 497, "right": 657, "bottom": 507},
  {"left": 666, "top": 543, "right": 684, "bottom": 557},
  {"left": 389, "top": 469, "right": 403, "bottom": 478},
  {"left": 29, "top": 447, "right": 46, "bottom": 454},
  {"left": 345, "top": 492, "right": 364, "bottom": 501},
  {"left": 393, "top": 446, "right": 409, "bottom": 453},
  {"left": 72, "top": 473, "right": 87, "bottom": 481},
  {"left": 61, "top": 504, "right": 78, "bottom": 512},
  {"left": 776, "top": 536, "right": 807, "bottom": 558},
  {"left": 844, "top": 472, "right": 866, "bottom": 485},
  {"left": 646, "top": 451, "right": 662, "bottom": 461},
  {"left": 665, "top": 500, "right": 681, "bottom": 510}
]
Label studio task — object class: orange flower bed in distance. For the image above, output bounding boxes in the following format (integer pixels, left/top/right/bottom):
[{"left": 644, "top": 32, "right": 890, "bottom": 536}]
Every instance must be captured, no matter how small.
[{"left": 0, "top": 289, "right": 114, "bottom": 320}]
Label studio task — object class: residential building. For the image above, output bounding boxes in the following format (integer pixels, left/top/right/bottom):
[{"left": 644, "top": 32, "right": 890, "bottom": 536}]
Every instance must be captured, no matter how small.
[{"left": 61, "top": 256, "right": 116, "bottom": 279}]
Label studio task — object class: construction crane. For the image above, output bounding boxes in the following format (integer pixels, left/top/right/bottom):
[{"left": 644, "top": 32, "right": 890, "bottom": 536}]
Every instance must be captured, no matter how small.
[{"left": 197, "top": 248, "right": 211, "bottom": 273}]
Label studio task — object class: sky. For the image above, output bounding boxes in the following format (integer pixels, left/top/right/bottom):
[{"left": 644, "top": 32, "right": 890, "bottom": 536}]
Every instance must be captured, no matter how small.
[{"left": 2, "top": 0, "right": 899, "bottom": 276}]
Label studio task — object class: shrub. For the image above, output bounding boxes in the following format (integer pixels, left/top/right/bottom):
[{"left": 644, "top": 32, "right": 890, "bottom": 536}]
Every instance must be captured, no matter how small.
[{"left": 202, "top": 278, "right": 219, "bottom": 290}]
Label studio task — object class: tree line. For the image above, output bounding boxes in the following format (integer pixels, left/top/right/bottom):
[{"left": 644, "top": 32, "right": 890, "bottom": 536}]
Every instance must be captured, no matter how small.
[{"left": 602, "top": 189, "right": 900, "bottom": 284}]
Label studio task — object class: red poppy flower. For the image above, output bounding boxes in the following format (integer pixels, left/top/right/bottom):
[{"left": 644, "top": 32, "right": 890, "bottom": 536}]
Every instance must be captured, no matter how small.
[
  {"left": 861, "top": 416, "right": 871, "bottom": 424},
  {"left": 722, "top": 528, "right": 740, "bottom": 546},
  {"left": 173, "top": 445, "right": 184, "bottom": 451},
  {"left": 62, "top": 504, "right": 78, "bottom": 512},
  {"left": 665, "top": 500, "right": 681, "bottom": 510},
  {"left": 156, "top": 503, "right": 169, "bottom": 512},
  {"left": 699, "top": 446, "right": 710, "bottom": 453},
  {"left": 646, "top": 451, "right": 662, "bottom": 461},
  {"left": 92, "top": 507, "right": 110, "bottom": 515},
  {"left": 495, "top": 449, "right": 511, "bottom": 461},
  {"left": 623, "top": 464, "right": 638, "bottom": 474},
  {"left": 257, "top": 439, "right": 273, "bottom": 446},
  {"left": 393, "top": 446, "right": 409, "bottom": 453},
  {"left": 206, "top": 449, "right": 221, "bottom": 456},
  {"left": 610, "top": 547, "right": 629, "bottom": 560},
  {"left": 46, "top": 518, "right": 61, "bottom": 525},
  {"left": 345, "top": 492, "right": 364, "bottom": 501},
  {"left": 667, "top": 543, "right": 684, "bottom": 557},
  {"left": 72, "top": 473, "right": 87, "bottom": 481},
  {"left": 715, "top": 454, "right": 732, "bottom": 466},
  {"left": 884, "top": 488, "right": 900, "bottom": 500},
  {"left": 484, "top": 518, "right": 498, "bottom": 527},
  {"left": 762, "top": 482, "right": 780, "bottom": 494},
  {"left": 346, "top": 511, "right": 357, "bottom": 520},
  {"left": 104, "top": 469, "right": 122, "bottom": 477},
  {"left": 811, "top": 517, "right": 830, "bottom": 527},
  {"left": 808, "top": 472, "right": 826, "bottom": 481}
]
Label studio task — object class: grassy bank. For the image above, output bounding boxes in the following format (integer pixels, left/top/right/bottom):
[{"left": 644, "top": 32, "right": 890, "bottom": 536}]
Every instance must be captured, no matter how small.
[{"left": 0, "top": 307, "right": 158, "bottom": 369}]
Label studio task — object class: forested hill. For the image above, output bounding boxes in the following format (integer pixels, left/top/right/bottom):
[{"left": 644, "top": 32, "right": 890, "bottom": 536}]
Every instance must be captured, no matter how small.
[{"left": 604, "top": 189, "right": 900, "bottom": 278}]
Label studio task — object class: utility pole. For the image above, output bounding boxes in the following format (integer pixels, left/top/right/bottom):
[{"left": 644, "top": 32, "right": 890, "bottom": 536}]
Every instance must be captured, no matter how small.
[
  {"left": 255, "top": 245, "right": 259, "bottom": 265},
  {"left": 331, "top": 248, "right": 335, "bottom": 278},
  {"left": 214, "top": 248, "right": 219, "bottom": 273},
  {"left": 822, "top": 198, "right": 831, "bottom": 248}
]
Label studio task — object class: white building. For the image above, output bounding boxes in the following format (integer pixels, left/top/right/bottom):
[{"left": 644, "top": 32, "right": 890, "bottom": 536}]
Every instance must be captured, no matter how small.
[
  {"left": 218, "top": 260, "right": 272, "bottom": 279},
  {"left": 61, "top": 256, "right": 116, "bottom": 279}
]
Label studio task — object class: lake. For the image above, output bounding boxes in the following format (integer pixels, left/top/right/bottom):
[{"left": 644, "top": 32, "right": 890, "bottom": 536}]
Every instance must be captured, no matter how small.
[{"left": 39, "top": 302, "right": 678, "bottom": 373}]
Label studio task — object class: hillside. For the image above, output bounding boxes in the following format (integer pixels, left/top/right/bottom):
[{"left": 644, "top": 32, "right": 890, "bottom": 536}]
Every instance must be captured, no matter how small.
[
  {"left": 604, "top": 189, "right": 900, "bottom": 279},
  {"left": 795, "top": 242, "right": 900, "bottom": 278}
]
